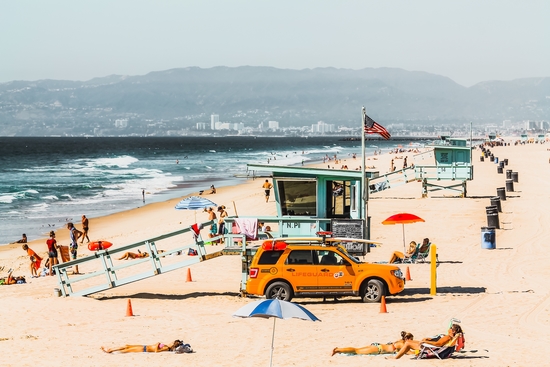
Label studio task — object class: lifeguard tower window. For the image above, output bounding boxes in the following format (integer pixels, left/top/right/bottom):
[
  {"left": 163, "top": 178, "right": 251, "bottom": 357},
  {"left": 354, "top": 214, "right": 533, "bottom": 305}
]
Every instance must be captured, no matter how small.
[
  {"left": 327, "top": 180, "right": 351, "bottom": 218},
  {"left": 278, "top": 179, "right": 317, "bottom": 216}
]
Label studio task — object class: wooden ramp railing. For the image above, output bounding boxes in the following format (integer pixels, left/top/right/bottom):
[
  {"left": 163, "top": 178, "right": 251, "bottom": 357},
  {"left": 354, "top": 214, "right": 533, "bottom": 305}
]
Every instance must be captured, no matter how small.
[{"left": 53, "top": 220, "right": 226, "bottom": 297}]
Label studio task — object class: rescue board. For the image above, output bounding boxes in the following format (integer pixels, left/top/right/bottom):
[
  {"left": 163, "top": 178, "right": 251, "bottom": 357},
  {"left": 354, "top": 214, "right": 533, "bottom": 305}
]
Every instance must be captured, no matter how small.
[{"left": 88, "top": 241, "right": 113, "bottom": 251}]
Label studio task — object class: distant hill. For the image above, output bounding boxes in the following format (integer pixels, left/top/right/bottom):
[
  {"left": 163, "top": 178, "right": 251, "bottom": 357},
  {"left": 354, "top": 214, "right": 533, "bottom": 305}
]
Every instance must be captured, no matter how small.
[{"left": 0, "top": 66, "right": 548, "bottom": 136}]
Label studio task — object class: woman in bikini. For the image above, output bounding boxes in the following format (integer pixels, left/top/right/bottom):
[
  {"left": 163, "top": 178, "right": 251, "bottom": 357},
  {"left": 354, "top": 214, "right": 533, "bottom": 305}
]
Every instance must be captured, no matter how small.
[
  {"left": 117, "top": 250, "right": 149, "bottom": 260},
  {"left": 331, "top": 331, "right": 414, "bottom": 356},
  {"left": 101, "top": 339, "right": 183, "bottom": 353},
  {"left": 387, "top": 323, "right": 463, "bottom": 359}
]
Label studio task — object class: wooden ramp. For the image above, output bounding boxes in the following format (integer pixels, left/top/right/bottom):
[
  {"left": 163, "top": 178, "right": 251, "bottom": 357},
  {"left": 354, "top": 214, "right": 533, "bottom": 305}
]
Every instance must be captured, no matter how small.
[{"left": 53, "top": 220, "right": 232, "bottom": 297}]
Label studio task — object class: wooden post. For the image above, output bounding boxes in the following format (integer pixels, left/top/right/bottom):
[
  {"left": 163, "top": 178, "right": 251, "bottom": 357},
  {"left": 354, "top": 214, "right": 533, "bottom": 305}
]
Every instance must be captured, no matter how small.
[{"left": 430, "top": 244, "right": 437, "bottom": 295}]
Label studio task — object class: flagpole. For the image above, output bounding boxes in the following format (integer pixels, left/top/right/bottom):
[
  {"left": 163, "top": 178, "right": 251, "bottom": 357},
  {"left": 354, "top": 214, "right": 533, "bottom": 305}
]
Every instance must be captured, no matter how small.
[{"left": 361, "top": 107, "right": 368, "bottom": 242}]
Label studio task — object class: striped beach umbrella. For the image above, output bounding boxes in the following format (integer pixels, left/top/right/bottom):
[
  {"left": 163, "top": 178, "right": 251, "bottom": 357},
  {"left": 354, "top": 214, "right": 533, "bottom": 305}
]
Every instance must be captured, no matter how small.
[{"left": 175, "top": 196, "right": 217, "bottom": 222}]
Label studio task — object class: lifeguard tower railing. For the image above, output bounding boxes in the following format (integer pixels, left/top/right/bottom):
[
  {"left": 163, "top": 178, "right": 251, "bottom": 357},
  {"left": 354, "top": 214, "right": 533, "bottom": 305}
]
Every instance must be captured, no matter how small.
[
  {"left": 54, "top": 220, "right": 216, "bottom": 297},
  {"left": 54, "top": 216, "right": 341, "bottom": 297}
]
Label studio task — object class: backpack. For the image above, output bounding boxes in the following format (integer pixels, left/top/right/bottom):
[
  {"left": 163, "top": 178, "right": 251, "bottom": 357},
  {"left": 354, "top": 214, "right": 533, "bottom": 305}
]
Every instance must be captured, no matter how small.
[{"left": 174, "top": 343, "right": 193, "bottom": 354}]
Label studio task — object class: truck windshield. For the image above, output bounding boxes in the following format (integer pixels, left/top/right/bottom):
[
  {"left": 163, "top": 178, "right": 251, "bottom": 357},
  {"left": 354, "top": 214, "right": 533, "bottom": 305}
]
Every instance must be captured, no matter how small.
[{"left": 336, "top": 245, "right": 361, "bottom": 264}]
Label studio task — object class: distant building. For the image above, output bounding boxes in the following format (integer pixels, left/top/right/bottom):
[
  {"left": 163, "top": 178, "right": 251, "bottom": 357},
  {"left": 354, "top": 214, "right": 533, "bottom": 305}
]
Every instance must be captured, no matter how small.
[
  {"left": 268, "top": 120, "right": 280, "bottom": 130},
  {"left": 311, "top": 121, "right": 335, "bottom": 134},
  {"left": 196, "top": 122, "right": 208, "bottom": 130},
  {"left": 115, "top": 119, "right": 128, "bottom": 129},
  {"left": 211, "top": 114, "right": 219, "bottom": 130}
]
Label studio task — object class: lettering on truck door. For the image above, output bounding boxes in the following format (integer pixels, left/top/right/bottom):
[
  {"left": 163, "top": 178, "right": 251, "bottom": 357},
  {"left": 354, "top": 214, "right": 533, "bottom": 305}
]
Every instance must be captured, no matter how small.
[
  {"left": 317, "top": 250, "right": 355, "bottom": 293},
  {"left": 284, "top": 250, "right": 319, "bottom": 293}
]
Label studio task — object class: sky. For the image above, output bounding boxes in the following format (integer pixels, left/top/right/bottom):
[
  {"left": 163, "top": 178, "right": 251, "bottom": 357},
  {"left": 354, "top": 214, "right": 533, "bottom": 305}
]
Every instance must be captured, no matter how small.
[{"left": 1, "top": 0, "right": 549, "bottom": 87}]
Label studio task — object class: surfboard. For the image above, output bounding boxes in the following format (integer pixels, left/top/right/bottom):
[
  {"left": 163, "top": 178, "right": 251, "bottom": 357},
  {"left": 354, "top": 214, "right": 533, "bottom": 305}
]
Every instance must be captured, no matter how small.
[{"left": 88, "top": 241, "right": 113, "bottom": 251}]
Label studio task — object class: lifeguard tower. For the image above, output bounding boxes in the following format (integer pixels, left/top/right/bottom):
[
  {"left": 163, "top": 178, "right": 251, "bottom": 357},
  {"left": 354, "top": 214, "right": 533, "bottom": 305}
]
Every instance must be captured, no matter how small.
[
  {"left": 245, "top": 164, "right": 372, "bottom": 240},
  {"left": 366, "top": 138, "right": 473, "bottom": 198}
]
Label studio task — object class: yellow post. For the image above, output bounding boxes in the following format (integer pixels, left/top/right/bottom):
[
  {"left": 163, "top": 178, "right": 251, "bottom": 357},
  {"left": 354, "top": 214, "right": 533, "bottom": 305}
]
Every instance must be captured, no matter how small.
[{"left": 430, "top": 244, "right": 437, "bottom": 295}]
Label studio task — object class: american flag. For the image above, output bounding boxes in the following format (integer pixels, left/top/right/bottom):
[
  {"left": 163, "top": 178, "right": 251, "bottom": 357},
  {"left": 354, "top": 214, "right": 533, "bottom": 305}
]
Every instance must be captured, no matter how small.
[{"left": 363, "top": 111, "right": 391, "bottom": 140}]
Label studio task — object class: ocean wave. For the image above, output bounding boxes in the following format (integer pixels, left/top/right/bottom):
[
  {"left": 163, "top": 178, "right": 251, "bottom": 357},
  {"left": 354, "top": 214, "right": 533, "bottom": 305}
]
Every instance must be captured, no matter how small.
[
  {"left": 82, "top": 155, "right": 139, "bottom": 168},
  {"left": 42, "top": 195, "right": 59, "bottom": 200},
  {"left": 0, "top": 194, "right": 16, "bottom": 203}
]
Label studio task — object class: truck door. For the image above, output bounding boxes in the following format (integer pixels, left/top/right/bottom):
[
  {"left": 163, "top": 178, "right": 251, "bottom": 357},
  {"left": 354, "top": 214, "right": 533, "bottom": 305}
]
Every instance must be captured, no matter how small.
[
  {"left": 316, "top": 249, "right": 355, "bottom": 295},
  {"left": 284, "top": 250, "right": 318, "bottom": 294}
]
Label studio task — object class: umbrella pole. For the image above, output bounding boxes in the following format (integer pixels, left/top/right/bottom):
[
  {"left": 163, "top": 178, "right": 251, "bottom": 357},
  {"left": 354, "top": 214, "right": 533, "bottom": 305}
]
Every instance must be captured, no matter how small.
[
  {"left": 270, "top": 317, "right": 276, "bottom": 367},
  {"left": 402, "top": 223, "right": 406, "bottom": 254}
]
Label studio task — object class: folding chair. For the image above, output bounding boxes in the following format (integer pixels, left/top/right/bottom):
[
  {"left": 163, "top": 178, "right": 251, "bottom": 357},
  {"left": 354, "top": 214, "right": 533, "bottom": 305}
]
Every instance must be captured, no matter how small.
[{"left": 415, "top": 333, "right": 465, "bottom": 360}]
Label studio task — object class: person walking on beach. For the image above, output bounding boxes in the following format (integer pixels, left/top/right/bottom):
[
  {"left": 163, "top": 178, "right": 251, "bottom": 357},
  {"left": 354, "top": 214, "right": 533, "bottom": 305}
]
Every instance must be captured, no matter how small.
[
  {"left": 67, "top": 222, "right": 82, "bottom": 274},
  {"left": 142, "top": 189, "right": 145, "bottom": 202},
  {"left": 22, "top": 244, "right": 42, "bottom": 278},
  {"left": 80, "top": 215, "right": 90, "bottom": 244},
  {"left": 46, "top": 231, "right": 59, "bottom": 276},
  {"left": 262, "top": 179, "right": 273, "bottom": 203}
]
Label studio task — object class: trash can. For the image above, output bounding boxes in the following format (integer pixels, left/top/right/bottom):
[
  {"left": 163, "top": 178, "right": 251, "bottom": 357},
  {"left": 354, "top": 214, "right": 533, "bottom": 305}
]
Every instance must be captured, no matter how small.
[
  {"left": 512, "top": 172, "right": 519, "bottom": 183},
  {"left": 494, "top": 157, "right": 499, "bottom": 164},
  {"left": 485, "top": 205, "right": 500, "bottom": 229},
  {"left": 503, "top": 158, "right": 508, "bottom": 166},
  {"left": 506, "top": 169, "right": 512, "bottom": 179},
  {"left": 480, "top": 155, "right": 484, "bottom": 162},
  {"left": 481, "top": 226, "right": 496, "bottom": 249},
  {"left": 497, "top": 166, "right": 503, "bottom": 174},
  {"left": 497, "top": 187, "right": 506, "bottom": 201},
  {"left": 489, "top": 155, "right": 494, "bottom": 162},
  {"left": 506, "top": 179, "right": 514, "bottom": 192},
  {"left": 490, "top": 196, "right": 502, "bottom": 213},
  {"left": 499, "top": 161, "right": 505, "bottom": 169},
  {"left": 54, "top": 288, "right": 62, "bottom": 297}
]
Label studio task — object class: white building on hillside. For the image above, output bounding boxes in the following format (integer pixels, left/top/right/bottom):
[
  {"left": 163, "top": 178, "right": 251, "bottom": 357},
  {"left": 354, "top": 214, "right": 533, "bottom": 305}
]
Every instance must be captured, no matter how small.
[{"left": 211, "top": 114, "right": 219, "bottom": 130}]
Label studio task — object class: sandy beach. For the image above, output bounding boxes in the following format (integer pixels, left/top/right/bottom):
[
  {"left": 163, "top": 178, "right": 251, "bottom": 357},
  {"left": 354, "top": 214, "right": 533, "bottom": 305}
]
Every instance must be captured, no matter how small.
[{"left": 1, "top": 140, "right": 549, "bottom": 367}]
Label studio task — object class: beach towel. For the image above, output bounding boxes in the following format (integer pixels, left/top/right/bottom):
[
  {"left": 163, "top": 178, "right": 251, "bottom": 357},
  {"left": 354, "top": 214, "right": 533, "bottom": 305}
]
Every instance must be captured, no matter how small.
[
  {"left": 59, "top": 245, "right": 70, "bottom": 263},
  {"left": 234, "top": 218, "right": 258, "bottom": 240}
]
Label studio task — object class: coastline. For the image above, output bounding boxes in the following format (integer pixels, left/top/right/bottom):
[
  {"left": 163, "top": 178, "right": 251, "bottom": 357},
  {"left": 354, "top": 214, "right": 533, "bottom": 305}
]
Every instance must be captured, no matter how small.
[{"left": 1, "top": 139, "right": 549, "bottom": 366}]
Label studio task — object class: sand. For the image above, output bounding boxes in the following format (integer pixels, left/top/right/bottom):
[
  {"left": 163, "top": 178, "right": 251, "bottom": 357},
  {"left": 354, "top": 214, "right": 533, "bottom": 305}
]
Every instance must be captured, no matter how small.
[{"left": 1, "top": 140, "right": 549, "bottom": 367}]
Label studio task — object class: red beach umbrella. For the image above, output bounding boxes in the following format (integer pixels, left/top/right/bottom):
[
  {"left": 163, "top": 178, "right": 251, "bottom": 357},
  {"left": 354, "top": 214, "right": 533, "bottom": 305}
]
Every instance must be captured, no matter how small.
[{"left": 382, "top": 213, "right": 425, "bottom": 254}]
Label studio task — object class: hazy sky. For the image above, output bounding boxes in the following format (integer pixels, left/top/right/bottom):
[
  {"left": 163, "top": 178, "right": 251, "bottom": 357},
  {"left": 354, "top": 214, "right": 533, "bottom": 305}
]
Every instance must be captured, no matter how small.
[{"left": 2, "top": 1, "right": 549, "bottom": 87}]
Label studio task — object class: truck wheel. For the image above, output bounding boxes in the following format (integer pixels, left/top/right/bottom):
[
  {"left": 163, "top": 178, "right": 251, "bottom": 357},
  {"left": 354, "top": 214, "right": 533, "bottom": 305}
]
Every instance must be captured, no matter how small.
[
  {"left": 361, "top": 279, "right": 384, "bottom": 303},
  {"left": 265, "top": 282, "right": 293, "bottom": 301}
]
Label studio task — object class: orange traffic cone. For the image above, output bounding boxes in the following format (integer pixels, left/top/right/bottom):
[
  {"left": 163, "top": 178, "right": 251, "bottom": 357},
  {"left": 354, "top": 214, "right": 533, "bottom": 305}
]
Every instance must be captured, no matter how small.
[
  {"left": 380, "top": 296, "right": 388, "bottom": 313},
  {"left": 126, "top": 299, "right": 134, "bottom": 317},
  {"left": 186, "top": 268, "right": 193, "bottom": 282},
  {"left": 406, "top": 266, "right": 412, "bottom": 281}
]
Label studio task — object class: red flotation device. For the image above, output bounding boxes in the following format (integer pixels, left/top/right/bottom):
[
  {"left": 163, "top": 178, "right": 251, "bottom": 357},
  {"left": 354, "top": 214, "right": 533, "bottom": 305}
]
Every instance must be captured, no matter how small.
[{"left": 88, "top": 241, "right": 113, "bottom": 251}]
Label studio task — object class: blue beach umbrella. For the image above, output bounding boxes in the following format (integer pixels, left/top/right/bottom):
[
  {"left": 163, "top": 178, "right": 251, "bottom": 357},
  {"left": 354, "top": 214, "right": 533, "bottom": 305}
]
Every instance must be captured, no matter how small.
[
  {"left": 233, "top": 298, "right": 320, "bottom": 367},
  {"left": 175, "top": 196, "right": 217, "bottom": 222}
]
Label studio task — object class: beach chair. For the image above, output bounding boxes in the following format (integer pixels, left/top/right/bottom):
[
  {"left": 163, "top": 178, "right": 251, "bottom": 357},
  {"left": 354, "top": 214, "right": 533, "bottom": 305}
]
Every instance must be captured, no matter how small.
[
  {"left": 402, "top": 242, "right": 437, "bottom": 264},
  {"left": 415, "top": 333, "right": 465, "bottom": 360}
]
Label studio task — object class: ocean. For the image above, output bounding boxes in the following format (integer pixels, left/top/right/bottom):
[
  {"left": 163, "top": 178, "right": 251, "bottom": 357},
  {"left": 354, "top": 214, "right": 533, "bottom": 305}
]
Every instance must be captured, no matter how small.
[{"left": 0, "top": 136, "right": 414, "bottom": 245}]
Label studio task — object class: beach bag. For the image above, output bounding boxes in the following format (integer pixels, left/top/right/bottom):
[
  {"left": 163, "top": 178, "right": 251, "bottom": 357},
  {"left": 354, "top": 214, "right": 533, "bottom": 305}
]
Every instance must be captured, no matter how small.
[
  {"left": 174, "top": 343, "right": 193, "bottom": 354},
  {"left": 188, "top": 248, "right": 198, "bottom": 256}
]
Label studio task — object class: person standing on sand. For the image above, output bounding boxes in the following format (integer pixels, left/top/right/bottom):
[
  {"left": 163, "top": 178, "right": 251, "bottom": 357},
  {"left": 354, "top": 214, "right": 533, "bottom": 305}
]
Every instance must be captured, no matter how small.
[
  {"left": 217, "top": 205, "right": 228, "bottom": 243},
  {"left": 206, "top": 207, "right": 218, "bottom": 240},
  {"left": 262, "top": 179, "right": 273, "bottom": 203},
  {"left": 22, "top": 244, "right": 42, "bottom": 277},
  {"left": 46, "top": 231, "right": 59, "bottom": 276},
  {"left": 67, "top": 222, "right": 82, "bottom": 274},
  {"left": 80, "top": 215, "right": 90, "bottom": 243}
]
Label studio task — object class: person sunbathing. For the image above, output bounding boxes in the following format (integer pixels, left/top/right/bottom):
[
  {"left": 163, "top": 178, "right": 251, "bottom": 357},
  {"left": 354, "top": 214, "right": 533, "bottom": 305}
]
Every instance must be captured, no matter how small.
[
  {"left": 117, "top": 250, "right": 149, "bottom": 260},
  {"left": 332, "top": 331, "right": 414, "bottom": 356},
  {"left": 387, "top": 323, "right": 463, "bottom": 360},
  {"left": 101, "top": 339, "right": 182, "bottom": 353},
  {"left": 389, "top": 241, "right": 417, "bottom": 263}
]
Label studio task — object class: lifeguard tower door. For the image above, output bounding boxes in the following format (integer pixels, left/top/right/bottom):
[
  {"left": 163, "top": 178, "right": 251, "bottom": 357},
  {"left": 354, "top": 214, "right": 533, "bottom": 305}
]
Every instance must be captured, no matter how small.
[{"left": 326, "top": 180, "right": 355, "bottom": 219}]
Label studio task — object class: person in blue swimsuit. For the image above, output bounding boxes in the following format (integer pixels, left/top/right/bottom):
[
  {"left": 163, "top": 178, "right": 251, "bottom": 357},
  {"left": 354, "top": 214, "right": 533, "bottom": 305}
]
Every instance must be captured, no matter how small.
[
  {"left": 67, "top": 222, "right": 82, "bottom": 274},
  {"left": 101, "top": 340, "right": 183, "bottom": 353}
]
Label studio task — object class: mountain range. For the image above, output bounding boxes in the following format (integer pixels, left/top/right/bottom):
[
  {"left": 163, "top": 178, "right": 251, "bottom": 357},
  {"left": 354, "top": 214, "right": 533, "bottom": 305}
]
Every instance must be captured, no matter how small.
[{"left": 0, "top": 66, "right": 549, "bottom": 136}]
